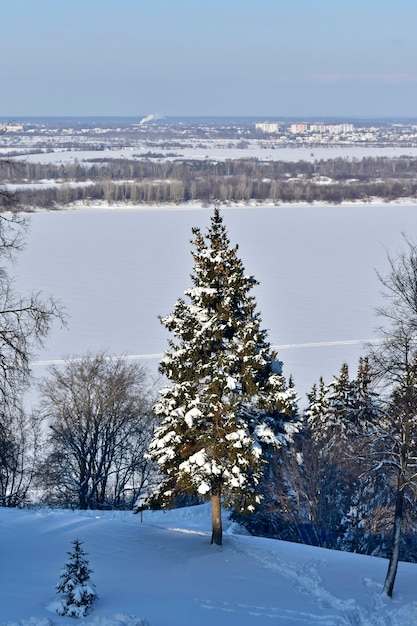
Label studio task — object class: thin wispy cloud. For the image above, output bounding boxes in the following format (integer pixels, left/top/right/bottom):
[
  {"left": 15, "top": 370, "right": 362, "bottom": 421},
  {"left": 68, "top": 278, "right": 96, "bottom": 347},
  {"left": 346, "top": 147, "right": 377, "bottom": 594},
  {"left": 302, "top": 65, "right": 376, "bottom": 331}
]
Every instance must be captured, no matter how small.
[{"left": 308, "top": 72, "right": 417, "bottom": 85}]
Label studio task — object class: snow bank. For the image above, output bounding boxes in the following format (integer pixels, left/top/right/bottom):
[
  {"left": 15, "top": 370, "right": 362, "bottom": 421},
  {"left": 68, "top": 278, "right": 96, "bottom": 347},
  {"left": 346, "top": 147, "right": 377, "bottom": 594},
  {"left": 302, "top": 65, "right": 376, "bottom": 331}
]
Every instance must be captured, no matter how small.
[{"left": 2, "top": 616, "right": 148, "bottom": 626}]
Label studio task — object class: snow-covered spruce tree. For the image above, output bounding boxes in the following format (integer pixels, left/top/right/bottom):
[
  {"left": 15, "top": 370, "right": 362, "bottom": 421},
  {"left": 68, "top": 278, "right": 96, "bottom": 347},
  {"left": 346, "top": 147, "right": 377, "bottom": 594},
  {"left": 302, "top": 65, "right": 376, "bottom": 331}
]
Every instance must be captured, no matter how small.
[
  {"left": 55, "top": 539, "right": 97, "bottom": 618},
  {"left": 300, "top": 360, "right": 383, "bottom": 551},
  {"left": 148, "top": 207, "right": 298, "bottom": 545},
  {"left": 307, "top": 359, "right": 381, "bottom": 445},
  {"left": 305, "top": 376, "right": 329, "bottom": 438}
]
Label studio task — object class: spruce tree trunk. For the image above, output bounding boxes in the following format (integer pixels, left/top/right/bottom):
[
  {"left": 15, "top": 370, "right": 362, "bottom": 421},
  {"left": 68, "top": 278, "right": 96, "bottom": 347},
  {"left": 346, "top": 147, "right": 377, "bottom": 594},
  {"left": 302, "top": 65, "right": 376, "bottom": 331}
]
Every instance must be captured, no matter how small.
[
  {"left": 211, "top": 482, "right": 222, "bottom": 546},
  {"left": 383, "top": 483, "right": 404, "bottom": 597}
]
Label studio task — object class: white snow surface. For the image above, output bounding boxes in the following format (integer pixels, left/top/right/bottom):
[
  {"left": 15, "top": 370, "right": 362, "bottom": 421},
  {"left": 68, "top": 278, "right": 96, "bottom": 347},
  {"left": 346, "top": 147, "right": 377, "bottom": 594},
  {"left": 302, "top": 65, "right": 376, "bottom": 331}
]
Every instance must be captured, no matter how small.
[
  {"left": 1, "top": 504, "right": 417, "bottom": 625},
  {"left": 10, "top": 142, "right": 417, "bottom": 165},
  {"left": 11, "top": 200, "right": 417, "bottom": 406}
]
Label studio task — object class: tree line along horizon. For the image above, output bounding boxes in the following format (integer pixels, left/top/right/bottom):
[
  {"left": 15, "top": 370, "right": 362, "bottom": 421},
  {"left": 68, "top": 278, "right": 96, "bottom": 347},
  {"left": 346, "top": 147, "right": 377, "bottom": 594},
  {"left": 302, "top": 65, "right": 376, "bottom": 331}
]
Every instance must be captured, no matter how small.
[
  {"left": 2, "top": 155, "right": 417, "bottom": 209},
  {"left": 1, "top": 182, "right": 417, "bottom": 595}
]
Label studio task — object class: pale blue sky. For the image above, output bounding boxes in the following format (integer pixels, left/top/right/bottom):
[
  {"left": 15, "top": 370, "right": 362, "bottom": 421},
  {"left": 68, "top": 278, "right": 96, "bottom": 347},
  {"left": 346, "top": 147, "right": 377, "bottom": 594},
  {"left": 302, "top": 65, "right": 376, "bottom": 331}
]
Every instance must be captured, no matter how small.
[{"left": 2, "top": 0, "right": 417, "bottom": 118}]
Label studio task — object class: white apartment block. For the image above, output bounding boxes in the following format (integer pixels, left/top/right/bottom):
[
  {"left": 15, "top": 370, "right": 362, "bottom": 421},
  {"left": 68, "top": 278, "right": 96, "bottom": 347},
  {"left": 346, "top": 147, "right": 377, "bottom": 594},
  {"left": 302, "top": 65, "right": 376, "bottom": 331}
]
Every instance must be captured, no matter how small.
[
  {"left": 290, "top": 122, "right": 354, "bottom": 134},
  {"left": 310, "top": 123, "right": 326, "bottom": 133},
  {"left": 255, "top": 122, "right": 280, "bottom": 133},
  {"left": 256, "top": 121, "right": 354, "bottom": 136}
]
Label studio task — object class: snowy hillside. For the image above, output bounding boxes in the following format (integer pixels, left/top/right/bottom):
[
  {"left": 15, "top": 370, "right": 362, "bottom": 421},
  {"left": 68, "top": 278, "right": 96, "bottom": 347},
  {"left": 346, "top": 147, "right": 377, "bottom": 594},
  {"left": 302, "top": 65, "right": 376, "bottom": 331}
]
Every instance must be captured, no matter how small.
[
  {"left": 3, "top": 202, "right": 417, "bottom": 624},
  {"left": 1, "top": 504, "right": 417, "bottom": 626}
]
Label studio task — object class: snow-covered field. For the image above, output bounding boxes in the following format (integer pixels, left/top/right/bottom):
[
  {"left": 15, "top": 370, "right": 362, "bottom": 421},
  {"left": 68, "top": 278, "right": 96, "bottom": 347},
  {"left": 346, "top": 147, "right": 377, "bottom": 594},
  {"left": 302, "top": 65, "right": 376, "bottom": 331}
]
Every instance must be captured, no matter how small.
[
  {"left": 10, "top": 141, "right": 417, "bottom": 166},
  {"left": 12, "top": 200, "right": 417, "bottom": 406},
  {"left": 1, "top": 504, "right": 417, "bottom": 625}
]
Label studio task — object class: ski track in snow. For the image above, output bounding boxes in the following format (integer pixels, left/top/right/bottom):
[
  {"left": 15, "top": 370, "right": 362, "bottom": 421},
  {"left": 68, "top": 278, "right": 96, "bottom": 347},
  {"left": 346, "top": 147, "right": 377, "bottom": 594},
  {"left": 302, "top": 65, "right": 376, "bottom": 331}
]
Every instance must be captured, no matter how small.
[
  {"left": 198, "top": 597, "right": 347, "bottom": 624},
  {"left": 30, "top": 339, "right": 380, "bottom": 367},
  {"left": 224, "top": 538, "right": 417, "bottom": 626}
]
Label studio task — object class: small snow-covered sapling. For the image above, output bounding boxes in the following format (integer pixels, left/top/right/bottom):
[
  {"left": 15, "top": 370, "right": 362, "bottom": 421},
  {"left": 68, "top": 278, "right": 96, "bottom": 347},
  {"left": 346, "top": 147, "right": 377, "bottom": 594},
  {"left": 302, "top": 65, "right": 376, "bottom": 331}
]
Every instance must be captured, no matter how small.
[{"left": 55, "top": 538, "right": 98, "bottom": 618}]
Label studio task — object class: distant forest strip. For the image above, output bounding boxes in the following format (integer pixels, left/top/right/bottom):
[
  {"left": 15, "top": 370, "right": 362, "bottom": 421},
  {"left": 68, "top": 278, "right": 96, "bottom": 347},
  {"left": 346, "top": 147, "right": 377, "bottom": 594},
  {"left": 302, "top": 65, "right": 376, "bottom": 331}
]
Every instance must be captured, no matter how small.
[{"left": 2, "top": 155, "right": 417, "bottom": 208}]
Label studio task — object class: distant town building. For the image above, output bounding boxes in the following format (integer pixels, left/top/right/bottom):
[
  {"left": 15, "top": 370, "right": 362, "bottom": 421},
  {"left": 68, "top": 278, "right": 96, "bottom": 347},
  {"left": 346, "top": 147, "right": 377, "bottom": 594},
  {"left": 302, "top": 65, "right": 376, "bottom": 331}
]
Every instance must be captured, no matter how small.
[
  {"left": 339, "top": 123, "right": 354, "bottom": 133},
  {"left": 290, "top": 123, "right": 308, "bottom": 134},
  {"left": 290, "top": 122, "right": 354, "bottom": 135},
  {"left": 310, "top": 123, "right": 326, "bottom": 133},
  {"left": 257, "top": 121, "right": 355, "bottom": 136},
  {"left": 4, "top": 124, "right": 23, "bottom": 132},
  {"left": 255, "top": 122, "right": 280, "bottom": 133}
]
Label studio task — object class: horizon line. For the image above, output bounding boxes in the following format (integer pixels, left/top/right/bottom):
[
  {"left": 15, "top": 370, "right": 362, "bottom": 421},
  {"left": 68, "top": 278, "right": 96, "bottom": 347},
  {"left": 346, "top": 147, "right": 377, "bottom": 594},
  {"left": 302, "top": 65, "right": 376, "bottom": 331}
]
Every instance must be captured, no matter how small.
[{"left": 3, "top": 114, "right": 417, "bottom": 121}]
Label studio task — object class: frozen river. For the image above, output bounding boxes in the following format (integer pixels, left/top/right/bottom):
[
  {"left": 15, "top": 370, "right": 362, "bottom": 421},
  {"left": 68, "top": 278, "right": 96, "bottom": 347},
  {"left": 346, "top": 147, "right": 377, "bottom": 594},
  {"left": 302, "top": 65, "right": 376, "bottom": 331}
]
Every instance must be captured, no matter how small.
[{"left": 13, "top": 201, "right": 417, "bottom": 406}]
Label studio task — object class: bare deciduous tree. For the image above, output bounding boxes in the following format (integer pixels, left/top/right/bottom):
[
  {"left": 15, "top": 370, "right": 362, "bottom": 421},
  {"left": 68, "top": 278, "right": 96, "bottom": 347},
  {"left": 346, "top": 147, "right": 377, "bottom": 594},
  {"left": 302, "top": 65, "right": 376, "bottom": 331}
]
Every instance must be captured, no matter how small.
[
  {"left": 38, "top": 352, "right": 158, "bottom": 510},
  {"left": 0, "top": 126, "right": 63, "bottom": 405},
  {"left": 0, "top": 128, "right": 64, "bottom": 505},
  {"left": 368, "top": 236, "right": 417, "bottom": 597},
  {"left": 0, "top": 402, "right": 42, "bottom": 506}
]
